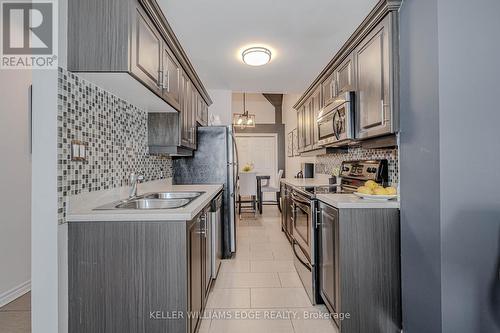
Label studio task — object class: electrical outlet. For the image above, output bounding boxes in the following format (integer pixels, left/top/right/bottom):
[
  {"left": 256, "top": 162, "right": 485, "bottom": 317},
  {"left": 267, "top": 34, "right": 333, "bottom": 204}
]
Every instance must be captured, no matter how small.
[{"left": 71, "top": 140, "right": 87, "bottom": 161}]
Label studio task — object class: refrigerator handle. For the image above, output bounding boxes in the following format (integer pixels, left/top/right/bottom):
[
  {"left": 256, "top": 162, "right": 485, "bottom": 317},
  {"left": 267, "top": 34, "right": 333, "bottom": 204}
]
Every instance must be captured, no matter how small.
[{"left": 230, "top": 126, "right": 239, "bottom": 196}]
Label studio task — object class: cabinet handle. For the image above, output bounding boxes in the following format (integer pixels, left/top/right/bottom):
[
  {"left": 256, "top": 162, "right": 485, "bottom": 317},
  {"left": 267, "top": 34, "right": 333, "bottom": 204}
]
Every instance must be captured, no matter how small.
[
  {"left": 380, "top": 100, "right": 385, "bottom": 122},
  {"left": 197, "top": 215, "right": 207, "bottom": 236},
  {"left": 158, "top": 70, "right": 163, "bottom": 88},
  {"left": 315, "top": 209, "right": 322, "bottom": 229},
  {"left": 163, "top": 70, "right": 169, "bottom": 91}
]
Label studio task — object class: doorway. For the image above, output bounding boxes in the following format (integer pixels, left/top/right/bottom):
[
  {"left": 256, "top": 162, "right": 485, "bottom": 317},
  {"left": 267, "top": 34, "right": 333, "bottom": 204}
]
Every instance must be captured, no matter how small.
[{"left": 235, "top": 133, "right": 279, "bottom": 201}]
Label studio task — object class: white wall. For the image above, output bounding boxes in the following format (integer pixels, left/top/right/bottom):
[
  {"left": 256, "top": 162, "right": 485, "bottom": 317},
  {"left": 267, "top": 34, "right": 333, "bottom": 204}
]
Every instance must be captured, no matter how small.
[
  {"left": 31, "top": 1, "right": 68, "bottom": 332},
  {"left": 232, "top": 93, "right": 275, "bottom": 124},
  {"left": 207, "top": 89, "right": 232, "bottom": 125},
  {"left": 0, "top": 70, "right": 32, "bottom": 306},
  {"left": 282, "top": 93, "right": 315, "bottom": 177},
  {"left": 32, "top": 69, "right": 59, "bottom": 333}
]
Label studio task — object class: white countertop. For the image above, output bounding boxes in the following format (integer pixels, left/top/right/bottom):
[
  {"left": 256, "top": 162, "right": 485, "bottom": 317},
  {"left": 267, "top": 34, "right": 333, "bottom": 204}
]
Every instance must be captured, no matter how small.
[
  {"left": 66, "top": 180, "right": 223, "bottom": 222},
  {"left": 280, "top": 177, "right": 333, "bottom": 187},
  {"left": 317, "top": 193, "right": 400, "bottom": 209}
]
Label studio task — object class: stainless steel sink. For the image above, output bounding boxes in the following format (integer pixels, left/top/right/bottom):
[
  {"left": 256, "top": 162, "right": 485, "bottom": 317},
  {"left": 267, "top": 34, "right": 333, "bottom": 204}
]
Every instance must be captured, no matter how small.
[
  {"left": 115, "top": 198, "right": 190, "bottom": 209},
  {"left": 93, "top": 191, "right": 204, "bottom": 210},
  {"left": 142, "top": 191, "right": 203, "bottom": 200}
]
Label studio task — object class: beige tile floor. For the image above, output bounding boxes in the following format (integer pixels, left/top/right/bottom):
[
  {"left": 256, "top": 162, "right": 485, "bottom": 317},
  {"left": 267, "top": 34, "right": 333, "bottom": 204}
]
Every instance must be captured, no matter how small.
[
  {"left": 200, "top": 207, "right": 338, "bottom": 333},
  {"left": 0, "top": 292, "right": 31, "bottom": 333}
]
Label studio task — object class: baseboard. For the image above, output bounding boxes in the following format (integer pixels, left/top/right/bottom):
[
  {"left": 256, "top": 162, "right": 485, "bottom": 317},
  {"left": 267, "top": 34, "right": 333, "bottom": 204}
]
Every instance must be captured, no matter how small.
[{"left": 0, "top": 280, "right": 31, "bottom": 308}]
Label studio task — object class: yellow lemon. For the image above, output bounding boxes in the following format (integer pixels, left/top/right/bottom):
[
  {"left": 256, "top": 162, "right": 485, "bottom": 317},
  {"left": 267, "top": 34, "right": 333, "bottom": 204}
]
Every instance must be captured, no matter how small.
[
  {"left": 365, "top": 180, "right": 379, "bottom": 189},
  {"left": 373, "top": 187, "right": 389, "bottom": 195},
  {"left": 357, "top": 186, "right": 373, "bottom": 195},
  {"left": 385, "top": 187, "right": 397, "bottom": 195}
]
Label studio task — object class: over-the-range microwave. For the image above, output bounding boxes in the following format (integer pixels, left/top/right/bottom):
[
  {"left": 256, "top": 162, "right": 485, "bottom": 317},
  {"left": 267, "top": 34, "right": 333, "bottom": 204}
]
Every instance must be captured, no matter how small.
[{"left": 317, "top": 91, "right": 355, "bottom": 147}]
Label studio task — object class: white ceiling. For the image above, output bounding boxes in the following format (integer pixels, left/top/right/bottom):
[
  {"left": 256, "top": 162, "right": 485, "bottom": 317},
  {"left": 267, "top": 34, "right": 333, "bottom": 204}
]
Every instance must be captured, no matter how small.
[{"left": 159, "top": 0, "right": 378, "bottom": 93}]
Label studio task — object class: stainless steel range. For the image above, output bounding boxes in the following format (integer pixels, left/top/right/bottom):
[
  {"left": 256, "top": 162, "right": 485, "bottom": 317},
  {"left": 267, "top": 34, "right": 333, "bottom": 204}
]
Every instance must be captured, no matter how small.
[
  {"left": 339, "top": 159, "right": 388, "bottom": 193},
  {"left": 290, "top": 159, "right": 388, "bottom": 305}
]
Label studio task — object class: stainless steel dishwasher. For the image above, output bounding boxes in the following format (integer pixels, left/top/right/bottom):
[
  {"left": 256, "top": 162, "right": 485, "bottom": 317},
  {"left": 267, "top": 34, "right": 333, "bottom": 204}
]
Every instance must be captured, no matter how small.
[{"left": 211, "top": 191, "right": 223, "bottom": 279}]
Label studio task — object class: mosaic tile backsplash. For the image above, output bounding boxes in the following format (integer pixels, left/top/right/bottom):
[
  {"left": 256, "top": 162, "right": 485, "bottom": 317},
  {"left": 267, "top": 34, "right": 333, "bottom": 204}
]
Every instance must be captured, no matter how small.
[
  {"left": 315, "top": 147, "right": 399, "bottom": 185},
  {"left": 57, "top": 68, "right": 172, "bottom": 224}
]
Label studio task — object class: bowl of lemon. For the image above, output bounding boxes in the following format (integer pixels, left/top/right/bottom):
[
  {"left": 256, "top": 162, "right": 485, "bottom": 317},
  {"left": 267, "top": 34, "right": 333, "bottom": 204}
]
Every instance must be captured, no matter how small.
[{"left": 354, "top": 180, "right": 398, "bottom": 201}]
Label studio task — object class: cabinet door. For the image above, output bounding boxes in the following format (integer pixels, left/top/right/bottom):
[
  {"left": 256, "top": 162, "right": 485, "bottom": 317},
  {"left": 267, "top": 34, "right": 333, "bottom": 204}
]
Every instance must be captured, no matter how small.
[
  {"left": 189, "top": 219, "right": 203, "bottom": 333},
  {"left": 355, "top": 15, "right": 391, "bottom": 139},
  {"left": 337, "top": 55, "right": 355, "bottom": 95},
  {"left": 131, "top": 6, "right": 162, "bottom": 94},
  {"left": 162, "top": 46, "right": 181, "bottom": 110},
  {"left": 318, "top": 203, "right": 340, "bottom": 317},
  {"left": 190, "top": 87, "right": 197, "bottom": 147},
  {"left": 311, "top": 88, "right": 321, "bottom": 147},
  {"left": 322, "top": 72, "right": 336, "bottom": 107},
  {"left": 280, "top": 185, "right": 289, "bottom": 235},
  {"left": 297, "top": 108, "right": 304, "bottom": 151},
  {"left": 202, "top": 103, "right": 209, "bottom": 126},
  {"left": 203, "top": 213, "right": 212, "bottom": 298},
  {"left": 196, "top": 95, "right": 208, "bottom": 126},
  {"left": 196, "top": 93, "right": 202, "bottom": 124},
  {"left": 304, "top": 99, "right": 313, "bottom": 150},
  {"left": 181, "top": 75, "right": 193, "bottom": 147}
]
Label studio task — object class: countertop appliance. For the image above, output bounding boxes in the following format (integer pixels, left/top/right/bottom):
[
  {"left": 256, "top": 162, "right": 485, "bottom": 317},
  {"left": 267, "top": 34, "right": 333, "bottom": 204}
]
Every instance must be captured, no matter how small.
[
  {"left": 301, "top": 163, "right": 315, "bottom": 178},
  {"left": 210, "top": 191, "right": 223, "bottom": 279},
  {"left": 173, "top": 126, "right": 238, "bottom": 258},
  {"left": 317, "top": 91, "right": 355, "bottom": 147}
]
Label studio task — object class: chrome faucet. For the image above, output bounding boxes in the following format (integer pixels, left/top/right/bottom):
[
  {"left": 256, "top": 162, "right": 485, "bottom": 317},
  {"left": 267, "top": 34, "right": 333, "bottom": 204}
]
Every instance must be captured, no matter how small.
[{"left": 129, "top": 172, "right": 144, "bottom": 198}]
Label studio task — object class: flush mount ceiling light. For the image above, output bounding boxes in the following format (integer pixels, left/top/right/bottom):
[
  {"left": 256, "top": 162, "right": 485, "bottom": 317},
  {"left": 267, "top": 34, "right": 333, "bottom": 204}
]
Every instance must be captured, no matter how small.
[
  {"left": 242, "top": 47, "right": 272, "bottom": 66},
  {"left": 232, "top": 93, "right": 256, "bottom": 129}
]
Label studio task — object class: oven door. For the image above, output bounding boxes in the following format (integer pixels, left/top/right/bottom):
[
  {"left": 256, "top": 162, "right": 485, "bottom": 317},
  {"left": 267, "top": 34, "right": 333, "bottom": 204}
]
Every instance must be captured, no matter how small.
[{"left": 292, "top": 193, "right": 311, "bottom": 259}]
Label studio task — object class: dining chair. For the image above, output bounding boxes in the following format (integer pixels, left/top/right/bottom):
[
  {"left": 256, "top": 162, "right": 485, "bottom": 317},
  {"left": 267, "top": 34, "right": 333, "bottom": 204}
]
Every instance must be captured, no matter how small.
[
  {"left": 238, "top": 172, "right": 257, "bottom": 218},
  {"left": 261, "top": 169, "right": 284, "bottom": 212}
]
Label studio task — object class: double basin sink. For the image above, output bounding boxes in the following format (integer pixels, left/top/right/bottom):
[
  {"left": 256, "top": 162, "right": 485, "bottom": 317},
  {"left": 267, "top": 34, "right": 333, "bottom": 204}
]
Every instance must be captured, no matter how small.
[{"left": 94, "top": 191, "right": 204, "bottom": 210}]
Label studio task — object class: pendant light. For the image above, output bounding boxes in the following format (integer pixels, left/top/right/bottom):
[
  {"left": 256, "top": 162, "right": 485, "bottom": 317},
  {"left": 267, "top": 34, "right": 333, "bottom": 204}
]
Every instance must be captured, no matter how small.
[{"left": 232, "top": 93, "right": 256, "bottom": 129}]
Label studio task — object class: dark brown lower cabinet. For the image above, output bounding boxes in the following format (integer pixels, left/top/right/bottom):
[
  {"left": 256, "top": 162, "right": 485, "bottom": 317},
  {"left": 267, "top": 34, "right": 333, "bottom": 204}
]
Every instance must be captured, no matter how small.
[
  {"left": 188, "top": 216, "right": 203, "bottom": 333},
  {"left": 317, "top": 201, "right": 401, "bottom": 333},
  {"left": 188, "top": 211, "right": 211, "bottom": 333},
  {"left": 280, "top": 184, "right": 294, "bottom": 242},
  {"left": 69, "top": 207, "right": 211, "bottom": 333}
]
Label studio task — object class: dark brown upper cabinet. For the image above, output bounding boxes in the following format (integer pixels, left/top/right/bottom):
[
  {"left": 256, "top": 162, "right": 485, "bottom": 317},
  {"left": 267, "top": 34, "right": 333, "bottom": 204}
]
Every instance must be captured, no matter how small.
[
  {"left": 68, "top": 0, "right": 211, "bottom": 114},
  {"left": 294, "top": 0, "right": 401, "bottom": 151},
  {"left": 304, "top": 98, "right": 313, "bottom": 151},
  {"left": 311, "top": 87, "right": 322, "bottom": 148},
  {"left": 322, "top": 72, "right": 337, "bottom": 108},
  {"left": 336, "top": 54, "right": 355, "bottom": 95},
  {"left": 297, "top": 105, "right": 305, "bottom": 152},
  {"left": 131, "top": 5, "right": 163, "bottom": 95},
  {"left": 321, "top": 55, "right": 354, "bottom": 110},
  {"left": 162, "top": 46, "right": 181, "bottom": 111},
  {"left": 354, "top": 14, "right": 393, "bottom": 139},
  {"left": 196, "top": 92, "right": 209, "bottom": 126}
]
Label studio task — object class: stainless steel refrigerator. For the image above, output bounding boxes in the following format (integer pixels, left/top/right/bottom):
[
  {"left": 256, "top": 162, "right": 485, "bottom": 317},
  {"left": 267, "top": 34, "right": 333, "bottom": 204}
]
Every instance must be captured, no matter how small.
[{"left": 172, "top": 126, "right": 238, "bottom": 258}]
